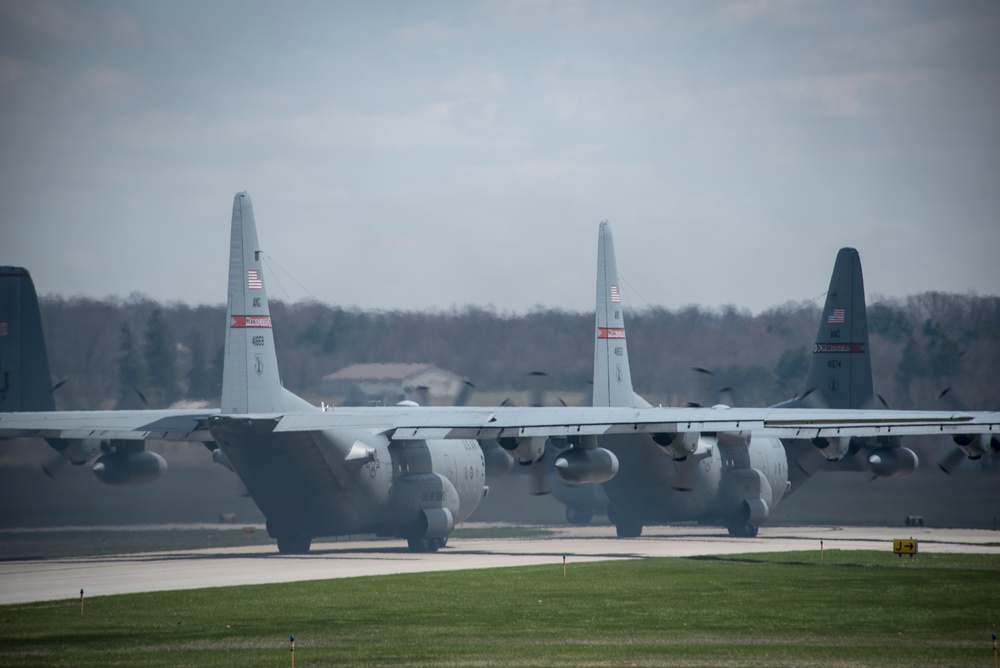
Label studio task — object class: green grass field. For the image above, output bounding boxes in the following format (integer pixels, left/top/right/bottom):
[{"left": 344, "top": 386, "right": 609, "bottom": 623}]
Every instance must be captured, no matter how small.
[{"left": 1, "top": 550, "right": 998, "bottom": 667}]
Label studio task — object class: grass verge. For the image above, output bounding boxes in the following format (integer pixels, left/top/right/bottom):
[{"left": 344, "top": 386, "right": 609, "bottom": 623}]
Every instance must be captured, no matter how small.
[{"left": 1, "top": 550, "right": 998, "bottom": 666}]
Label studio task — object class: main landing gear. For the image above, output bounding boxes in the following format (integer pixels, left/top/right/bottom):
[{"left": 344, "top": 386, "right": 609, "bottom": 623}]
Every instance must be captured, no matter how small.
[
  {"left": 608, "top": 505, "right": 643, "bottom": 537},
  {"left": 267, "top": 519, "right": 313, "bottom": 554},
  {"left": 565, "top": 507, "right": 594, "bottom": 526},
  {"left": 276, "top": 534, "right": 312, "bottom": 554},
  {"left": 727, "top": 522, "right": 759, "bottom": 538},
  {"left": 407, "top": 536, "right": 448, "bottom": 552}
]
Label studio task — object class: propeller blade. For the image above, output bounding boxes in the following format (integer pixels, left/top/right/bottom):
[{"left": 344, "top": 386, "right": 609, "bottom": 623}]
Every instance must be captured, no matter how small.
[
  {"left": 413, "top": 385, "right": 430, "bottom": 407},
  {"left": 529, "top": 446, "right": 554, "bottom": 496},
  {"left": 453, "top": 380, "right": 475, "bottom": 407},
  {"left": 41, "top": 454, "right": 66, "bottom": 481},
  {"left": 527, "top": 371, "right": 549, "bottom": 408},
  {"left": 717, "top": 386, "right": 735, "bottom": 407},
  {"left": 690, "top": 367, "right": 717, "bottom": 408},
  {"left": 936, "top": 386, "right": 965, "bottom": 412},
  {"left": 670, "top": 459, "right": 698, "bottom": 492},
  {"left": 938, "top": 448, "right": 966, "bottom": 476},
  {"left": 876, "top": 393, "right": 890, "bottom": 409}
]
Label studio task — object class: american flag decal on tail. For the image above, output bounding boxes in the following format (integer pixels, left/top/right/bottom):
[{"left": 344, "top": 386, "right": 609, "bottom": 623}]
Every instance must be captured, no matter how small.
[
  {"left": 610, "top": 285, "right": 620, "bottom": 303},
  {"left": 247, "top": 270, "right": 262, "bottom": 290},
  {"left": 827, "top": 308, "right": 845, "bottom": 324}
]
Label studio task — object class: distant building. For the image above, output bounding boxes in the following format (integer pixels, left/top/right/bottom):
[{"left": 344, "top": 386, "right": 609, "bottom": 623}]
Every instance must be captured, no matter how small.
[{"left": 320, "top": 363, "right": 465, "bottom": 405}]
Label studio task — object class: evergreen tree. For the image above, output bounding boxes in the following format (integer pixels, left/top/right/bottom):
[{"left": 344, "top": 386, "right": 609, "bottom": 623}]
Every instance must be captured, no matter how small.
[
  {"left": 868, "top": 303, "right": 913, "bottom": 342},
  {"left": 774, "top": 346, "right": 809, "bottom": 395},
  {"left": 117, "top": 322, "right": 146, "bottom": 408},
  {"left": 895, "top": 336, "right": 926, "bottom": 401},
  {"left": 143, "top": 308, "right": 180, "bottom": 407},
  {"left": 922, "top": 319, "right": 964, "bottom": 386}
]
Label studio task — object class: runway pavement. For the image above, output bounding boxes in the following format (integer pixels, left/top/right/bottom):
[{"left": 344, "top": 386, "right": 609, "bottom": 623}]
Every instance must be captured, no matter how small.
[{"left": 2, "top": 524, "right": 998, "bottom": 605}]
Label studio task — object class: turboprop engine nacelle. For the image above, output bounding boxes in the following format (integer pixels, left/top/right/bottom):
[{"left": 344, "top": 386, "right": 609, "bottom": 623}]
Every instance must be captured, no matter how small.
[
  {"left": 951, "top": 433, "right": 994, "bottom": 460},
  {"left": 497, "top": 436, "right": 546, "bottom": 464},
  {"left": 652, "top": 431, "right": 705, "bottom": 460},
  {"left": 93, "top": 451, "right": 167, "bottom": 487},
  {"left": 811, "top": 436, "right": 851, "bottom": 461},
  {"left": 47, "top": 438, "right": 105, "bottom": 465},
  {"left": 553, "top": 447, "right": 620, "bottom": 484},
  {"left": 866, "top": 447, "right": 918, "bottom": 478}
]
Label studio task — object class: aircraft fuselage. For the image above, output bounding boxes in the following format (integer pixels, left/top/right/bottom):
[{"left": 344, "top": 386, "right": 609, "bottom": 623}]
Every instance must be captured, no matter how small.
[
  {"left": 209, "top": 417, "right": 486, "bottom": 551},
  {"left": 601, "top": 432, "right": 789, "bottom": 536}
]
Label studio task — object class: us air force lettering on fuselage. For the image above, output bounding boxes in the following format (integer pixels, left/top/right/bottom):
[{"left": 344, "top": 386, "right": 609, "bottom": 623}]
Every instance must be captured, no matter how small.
[{"left": 1, "top": 194, "right": 997, "bottom": 554}]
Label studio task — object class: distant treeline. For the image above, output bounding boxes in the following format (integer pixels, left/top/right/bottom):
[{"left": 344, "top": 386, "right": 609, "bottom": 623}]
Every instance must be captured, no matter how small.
[{"left": 38, "top": 292, "right": 999, "bottom": 411}]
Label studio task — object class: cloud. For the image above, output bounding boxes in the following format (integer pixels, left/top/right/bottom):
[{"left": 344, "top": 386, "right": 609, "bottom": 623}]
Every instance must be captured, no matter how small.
[
  {"left": 388, "top": 19, "right": 464, "bottom": 47},
  {"left": 717, "top": 0, "right": 825, "bottom": 27},
  {"left": 778, "top": 71, "right": 924, "bottom": 117},
  {"left": 441, "top": 70, "right": 507, "bottom": 99},
  {"left": 470, "top": 0, "right": 586, "bottom": 27},
  {"left": 0, "top": 0, "right": 141, "bottom": 46}
]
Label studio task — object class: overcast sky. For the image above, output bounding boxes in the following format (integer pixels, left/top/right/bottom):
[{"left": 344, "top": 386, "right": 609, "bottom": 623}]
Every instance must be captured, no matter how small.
[{"left": 2, "top": 1, "right": 998, "bottom": 314}]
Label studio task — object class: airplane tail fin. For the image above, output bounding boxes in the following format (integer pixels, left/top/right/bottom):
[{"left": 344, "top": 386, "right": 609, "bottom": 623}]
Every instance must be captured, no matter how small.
[
  {"left": 784, "top": 247, "right": 875, "bottom": 410},
  {"left": 0, "top": 267, "right": 55, "bottom": 412},
  {"left": 592, "top": 222, "right": 644, "bottom": 408},
  {"left": 220, "top": 193, "right": 313, "bottom": 414}
]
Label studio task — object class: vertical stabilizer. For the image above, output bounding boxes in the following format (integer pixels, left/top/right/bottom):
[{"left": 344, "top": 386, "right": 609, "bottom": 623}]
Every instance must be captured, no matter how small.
[
  {"left": 0, "top": 267, "right": 55, "bottom": 412},
  {"left": 793, "top": 247, "right": 875, "bottom": 410},
  {"left": 221, "top": 193, "right": 311, "bottom": 414},
  {"left": 592, "top": 222, "right": 640, "bottom": 408}
]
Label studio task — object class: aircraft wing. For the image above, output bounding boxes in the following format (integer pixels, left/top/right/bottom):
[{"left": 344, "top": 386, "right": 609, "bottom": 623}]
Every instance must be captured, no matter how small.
[
  {"left": 0, "top": 409, "right": 218, "bottom": 442},
  {"left": 2, "top": 406, "right": 997, "bottom": 443},
  {"left": 265, "top": 406, "right": 1000, "bottom": 441}
]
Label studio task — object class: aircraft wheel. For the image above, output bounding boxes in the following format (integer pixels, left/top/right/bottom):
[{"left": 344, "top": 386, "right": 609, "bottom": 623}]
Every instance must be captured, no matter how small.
[
  {"left": 727, "top": 523, "right": 758, "bottom": 538},
  {"left": 566, "top": 507, "right": 593, "bottom": 526},
  {"left": 615, "top": 520, "right": 643, "bottom": 538},
  {"left": 276, "top": 534, "right": 312, "bottom": 554},
  {"left": 407, "top": 537, "right": 445, "bottom": 552}
]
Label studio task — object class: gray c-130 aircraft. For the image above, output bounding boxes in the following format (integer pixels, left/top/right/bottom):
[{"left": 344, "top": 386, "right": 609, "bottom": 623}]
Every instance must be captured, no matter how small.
[
  {"left": 1, "top": 193, "right": 998, "bottom": 553},
  {"left": 565, "top": 222, "right": 999, "bottom": 538}
]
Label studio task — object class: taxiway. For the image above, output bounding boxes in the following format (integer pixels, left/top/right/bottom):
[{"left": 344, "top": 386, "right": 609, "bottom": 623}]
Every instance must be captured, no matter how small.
[{"left": 2, "top": 524, "right": 998, "bottom": 605}]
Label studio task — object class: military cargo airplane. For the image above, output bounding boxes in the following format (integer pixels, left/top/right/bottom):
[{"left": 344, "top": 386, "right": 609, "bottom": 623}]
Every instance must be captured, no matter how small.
[
  {"left": 1, "top": 193, "right": 997, "bottom": 553},
  {"left": 571, "top": 222, "right": 998, "bottom": 537}
]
